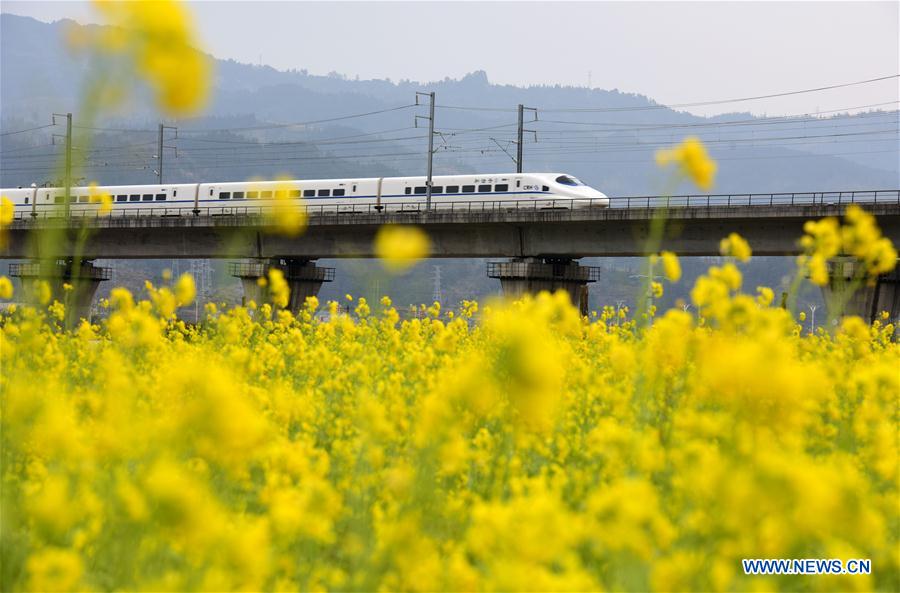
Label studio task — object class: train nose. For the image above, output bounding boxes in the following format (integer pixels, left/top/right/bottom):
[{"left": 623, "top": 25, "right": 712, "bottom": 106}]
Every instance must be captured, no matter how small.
[{"left": 591, "top": 189, "right": 610, "bottom": 206}]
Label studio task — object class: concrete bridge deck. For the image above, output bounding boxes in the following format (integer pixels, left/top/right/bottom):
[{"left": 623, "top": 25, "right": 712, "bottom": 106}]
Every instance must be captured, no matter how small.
[{"left": 4, "top": 191, "right": 899, "bottom": 259}]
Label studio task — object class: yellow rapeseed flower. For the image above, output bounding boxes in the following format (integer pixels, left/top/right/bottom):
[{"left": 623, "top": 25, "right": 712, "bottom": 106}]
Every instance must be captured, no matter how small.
[
  {"left": 374, "top": 225, "right": 431, "bottom": 273},
  {"left": 268, "top": 268, "right": 290, "bottom": 309},
  {"left": 91, "top": 0, "right": 210, "bottom": 115},
  {"left": 841, "top": 205, "right": 898, "bottom": 278},
  {"left": 660, "top": 251, "right": 681, "bottom": 282},
  {"left": 26, "top": 547, "right": 83, "bottom": 592},
  {"left": 719, "top": 232, "right": 752, "bottom": 262},
  {"left": 174, "top": 273, "right": 196, "bottom": 306},
  {"left": 264, "top": 177, "right": 308, "bottom": 236},
  {"left": 0, "top": 196, "right": 13, "bottom": 248},
  {"left": 0, "top": 276, "right": 13, "bottom": 300},
  {"left": 33, "top": 280, "right": 52, "bottom": 306},
  {"left": 88, "top": 182, "right": 113, "bottom": 214},
  {"left": 655, "top": 136, "right": 717, "bottom": 190},
  {"left": 0, "top": 196, "right": 13, "bottom": 227},
  {"left": 755, "top": 286, "right": 775, "bottom": 307}
]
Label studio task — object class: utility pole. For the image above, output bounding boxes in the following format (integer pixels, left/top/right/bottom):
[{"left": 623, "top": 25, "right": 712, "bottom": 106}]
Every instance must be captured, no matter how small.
[
  {"left": 66, "top": 113, "right": 72, "bottom": 207},
  {"left": 156, "top": 124, "right": 178, "bottom": 184},
  {"left": 515, "top": 105, "right": 538, "bottom": 173},
  {"left": 516, "top": 105, "right": 524, "bottom": 173},
  {"left": 52, "top": 113, "right": 73, "bottom": 214},
  {"left": 415, "top": 92, "right": 435, "bottom": 210},
  {"left": 432, "top": 265, "right": 443, "bottom": 305}
]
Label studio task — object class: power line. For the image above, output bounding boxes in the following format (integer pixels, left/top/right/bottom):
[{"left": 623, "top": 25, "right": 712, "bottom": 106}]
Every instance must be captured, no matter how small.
[
  {"left": 0, "top": 123, "right": 56, "bottom": 137},
  {"left": 66, "top": 104, "right": 418, "bottom": 135},
  {"left": 178, "top": 104, "right": 417, "bottom": 133},
  {"left": 437, "top": 75, "right": 899, "bottom": 113}
]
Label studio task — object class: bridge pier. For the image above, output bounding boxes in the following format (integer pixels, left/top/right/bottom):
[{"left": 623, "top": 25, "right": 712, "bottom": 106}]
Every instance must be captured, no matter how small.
[
  {"left": 8, "top": 259, "right": 110, "bottom": 323},
  {"left": 229, "top": 258, "right": 335, "bottom": 312},
  {"left": 821, "top": 258, "right": 900, "bottom": 325},
  {"left": 487, "top": 257, "right": 600, "bottom": 315}
]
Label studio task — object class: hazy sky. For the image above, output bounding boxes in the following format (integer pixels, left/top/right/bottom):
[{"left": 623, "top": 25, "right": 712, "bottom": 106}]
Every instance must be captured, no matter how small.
[{"left": 3, "top": 1, "right": 898, "bottom": 116}]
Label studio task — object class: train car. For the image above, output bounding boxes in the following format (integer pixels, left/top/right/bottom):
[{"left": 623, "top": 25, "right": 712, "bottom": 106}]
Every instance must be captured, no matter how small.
[
  {"left": 201, "top": 173, "right": 607, "bottom": 213},
  {"left": 4, "top": 183, "right": 199, "bottom": 218},
  {"left": 2, "top": 173, "right": 609, "bottom": 218}
]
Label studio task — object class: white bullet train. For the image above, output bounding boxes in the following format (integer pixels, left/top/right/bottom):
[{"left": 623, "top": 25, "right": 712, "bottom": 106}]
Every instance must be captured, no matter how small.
[{"left": 2, "top": 172, "right": 609, "bottom": 217}]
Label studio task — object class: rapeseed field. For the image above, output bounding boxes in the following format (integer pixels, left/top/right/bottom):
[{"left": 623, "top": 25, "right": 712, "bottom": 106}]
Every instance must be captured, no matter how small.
[{"left": 1, "top": 215, "right": 898, "bottom": 591}]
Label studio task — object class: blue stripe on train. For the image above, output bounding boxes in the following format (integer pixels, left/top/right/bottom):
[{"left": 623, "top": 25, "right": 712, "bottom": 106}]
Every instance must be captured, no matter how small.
[{"left": 17, "top": 190, "right": 555, "bottom": 207}]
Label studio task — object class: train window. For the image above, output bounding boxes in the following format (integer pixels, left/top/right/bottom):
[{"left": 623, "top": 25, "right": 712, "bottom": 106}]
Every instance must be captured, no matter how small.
[
  {"left": 446, "top": 185, "right": 459, "bottom": 193},
  {"left": 24, "top": 197, "right": 29, "bottom": 204},
  {"left": 304, "top": 190, "right": 315, "bottom": 197},
  {"left": 130, "top": 195, "right": 140, "bottom": 202},
  {"left": 462, "top": 185, "right": 475, "bottom": 193},
  {"left": 414, "top": 186, "right": 427, "bottom": 195},
  {"left": 318, "top": 189, "right": 331, "bottom": 197},
  {"left": 405, "top": 187, "right": 412, "bottom": 195},
  {"left": 275, "top": 190, "right": 287, "bottom": 199},
  {"left": 495, "top": 184, "right": 509, "bottom": 192},
  {"left": 352, "top": 185, "right": 357, "bottom": 192},
  {"left": 54, "top": 196, "right": 64, "bottom": 204},
  {"left": 478, "top": 184, "right": 491, "bottom": 192},
  {"left": 69, "top": 196, "right": 77, "bottom": 203},
  {"left": 116, "top": 195, "right": 127, "bottom": 202},
  {"left": 247, "top": 191, "right": 259, "bottom": 199},
  {"left": 209, "top": 189, "right": 214, "bottom": 196},
  {"left": 289, "top": 190, "right": 301, "bottom": 198},
  {"left": 233, "top": 191, "right": 245, "bottom": 199},
  {"left": 432, "top": 186, "right": 443, "bottom": 194},
  {"left": 173, "top": 190, "right": 177, "bottom": 197},
  {"left": 142, "top": 194, "right": 153, "bottom": 202},
  {"left": 261, "top": 191, "right": 272, "bottom": 199},
  {"left": 219, "top": 192, "right": 231, "bottom": 200},
  {"left": 333, "top": 189, "right": 345, "bottom": 197},
  {"left": 542, "top": 185, "right": 549, "bottom": 192},
  {"left": 155, "top": 194, "right": 166, "bottom": 201},
  {"left": 516, "top": 180, "right": 521, "bottom": 188},
  {"left": 555, "top": 175, "right": 583, "bottom": 186},
  {"left": 78, "top": 196, "right": 88, "bottom": 203}
]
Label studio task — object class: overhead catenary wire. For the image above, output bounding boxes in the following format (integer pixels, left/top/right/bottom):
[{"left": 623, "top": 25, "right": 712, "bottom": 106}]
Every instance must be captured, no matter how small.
[
  {"left": 436, "top": 75, "right": 900, "bottom": 113},
  {"left": 0, "top": 123, "right": 57, "bottom": 137},
  {"left": 4, "top": 130, "right": 898, "bottom": 175},
  {"left": 7, "top": 109, "right": 894, "bottom": 160}
]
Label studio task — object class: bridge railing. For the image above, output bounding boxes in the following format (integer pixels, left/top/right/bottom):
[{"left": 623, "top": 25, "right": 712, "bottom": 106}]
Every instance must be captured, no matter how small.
[{"left": 11, "top": 189, "right": 900, "bottom": 221}]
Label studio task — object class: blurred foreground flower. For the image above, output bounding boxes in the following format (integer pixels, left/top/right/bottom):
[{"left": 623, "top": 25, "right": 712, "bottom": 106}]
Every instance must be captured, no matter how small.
[
  {"left": 660, "top": 251, "right": 681, "bottom": 282},
  {"left": 656, "top": 136, "right": 717, "bottom": 190},
  {"left": 0, "top": 276, "right": 13, "bottom": 300},
  {"left": 0, "top": 196, "right": 12, "bottom": 248},
  {"left": 719, "top": 232, "right": 752, "bottom": 262},
  {"left": 268, "top": 268, "right": 290, "bottom": 309},
  {"left": 88, "top": 183, "right": 113, "bottom": 215},
  {"left": 174, "top": 273, "right": 196, "bottom": 306},
  {"left": 842, "top": 205, "right": 898, "bottom": 278},
  {"left": 374, "top": 225, "right": 431, "bottom": 273},
  {"left": 265, "top": 178, "right": 308, "bottom": 236},
  {"left": 88, "top": 0, "right": 210, "bottom": 115},
  {"left": 799, "top": 206, "right": 897, "bottom": 286}
]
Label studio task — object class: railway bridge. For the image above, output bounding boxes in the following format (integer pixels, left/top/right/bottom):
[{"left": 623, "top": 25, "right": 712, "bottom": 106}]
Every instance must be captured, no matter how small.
[{"left": 3, "top": 190, "right": 900, "bottom": 321}]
